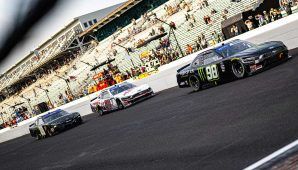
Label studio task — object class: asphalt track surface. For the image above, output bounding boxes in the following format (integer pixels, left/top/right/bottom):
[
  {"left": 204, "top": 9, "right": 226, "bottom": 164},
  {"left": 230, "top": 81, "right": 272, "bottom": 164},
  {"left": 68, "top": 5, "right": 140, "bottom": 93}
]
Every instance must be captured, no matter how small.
[{"left": 1, "top": 49, "right": 298, "bottom": 170}]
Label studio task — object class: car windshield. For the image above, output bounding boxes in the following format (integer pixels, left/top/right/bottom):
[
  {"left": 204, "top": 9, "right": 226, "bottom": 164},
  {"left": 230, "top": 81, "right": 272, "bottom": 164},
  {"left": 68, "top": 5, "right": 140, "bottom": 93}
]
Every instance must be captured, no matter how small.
[
  {"left": 215, "top": 40, "right": 255, "bottom": 58},
  {"left": 42, "top": 110, "right": 69, "bottom": 123},
  {"left": 109, "top": 83, "right": 136, "bottom": 95}
]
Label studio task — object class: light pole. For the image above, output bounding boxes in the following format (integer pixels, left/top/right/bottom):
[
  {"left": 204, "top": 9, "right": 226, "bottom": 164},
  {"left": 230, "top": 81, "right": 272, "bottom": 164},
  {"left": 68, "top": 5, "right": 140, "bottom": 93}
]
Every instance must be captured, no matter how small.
[
  {"left": 0, "top": 112, "right": 4, "bottom": 124},
  {"left": 80, "top": 61, "right": 97, "bottom": 73},
  {"left": 154, "top": 17, "right": 184, "bottom": 57},
  {"left": 19, "top": 95, "right": 33, "bottom": 112},
  {"left": 54, "top": 75, "right": 74, "bottom": 98},
  {"left": 80, "top": 61, "right": 98, "bottom": 84},
  {"left": 3, "top": 103, "right": 13, "bottom": 120},
  {"left": 112, "top": 42, "right": 136, "bottom": 68},
  {"left": 35, "top": 86, "right": 53, "bottom": 107}
]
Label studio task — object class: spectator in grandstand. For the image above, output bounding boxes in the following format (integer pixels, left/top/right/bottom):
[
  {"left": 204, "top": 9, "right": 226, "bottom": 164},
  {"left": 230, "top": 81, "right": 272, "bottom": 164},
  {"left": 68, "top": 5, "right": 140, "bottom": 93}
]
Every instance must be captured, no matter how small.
[
  {"left": 185, "top": 13, "right": 196, "bottom": 30},
  {"left": 270, "top": 8, "right": 282, "bottom": 22},
  {"left": 211, "top": 8, "right": 217, "bottom": 15},
  {"left": 125, "top": 70, "right": 132, "bottom": 79},
  {"left": 198, "top": 33, "right": 208, "bottom": 49},
  {"left": 194, "top": 41, "right": 201, "bottom": 51},
  {"left": 16, "top": 115, "right": 24, "bottom": 123},
  {"left": 179, "top": 0, "right": 192, "bottom": 12},
  {"left": 282, "top": 0, "right": 293, "bottom": 15},
  {"left": 203, "top": 15, "right": 212, "bottom": 24},
  {"left": 198, "top": 0, "right": 209, "bottom": 8},
  {"left": 263, "top": 11, "right": 271, "bottom": 24},
  {"left": 245, "top": 19, "right": 254, "bottom": 31},
  {"left": 211, "top": 31, "right": 223, "bottom": 44},
  {"left": 158, "top": 25, "right": 166, "bottom": 34},
  {"left": 149, "top": 28, "right": 156, "bottom": 36},
  {"left": 230, "top": 25, "right": 240, "bottom": 37},
  {"left": 164, "top": 4, "right": 176, "bottom": 16},
  {"left": 169, "top": 21, "right": 177, "bottom": 30},
  {"left": 185, "top": 44, "right": 194, "bottom": 55},
  {"left": 32, "top": 107, "right": 40, "bottom": 116},
  {"left": 131, "top": 18, "right": 137, "bottom": 26},
  {"left": 222, "top": 9, "right": 229, "bottom": 20},
  {"left": 255, "top": 14, "right": 266, "bottom": 27}
]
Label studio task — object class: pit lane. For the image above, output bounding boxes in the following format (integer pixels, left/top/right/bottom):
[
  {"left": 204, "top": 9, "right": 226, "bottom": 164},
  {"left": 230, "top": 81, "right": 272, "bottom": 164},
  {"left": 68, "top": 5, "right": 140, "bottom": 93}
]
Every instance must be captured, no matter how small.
[{"left": 0, "top": 49, "right": 298, "bottom": 170}]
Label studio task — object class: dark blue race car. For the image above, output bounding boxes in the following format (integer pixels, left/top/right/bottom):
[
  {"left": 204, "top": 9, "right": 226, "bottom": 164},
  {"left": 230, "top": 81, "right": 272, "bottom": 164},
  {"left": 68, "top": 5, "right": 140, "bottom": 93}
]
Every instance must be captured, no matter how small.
[
  {"left": 29, "top": 109, "right": 82, "bottom": 140},
  {"left": 176, "top": 39, "right": 291, "bottom": 91}
]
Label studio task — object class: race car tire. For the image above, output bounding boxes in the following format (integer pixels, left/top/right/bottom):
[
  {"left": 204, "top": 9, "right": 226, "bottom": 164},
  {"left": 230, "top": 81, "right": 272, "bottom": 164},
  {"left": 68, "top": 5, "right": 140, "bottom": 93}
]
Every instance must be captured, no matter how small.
[
  {"left": 36, "top": 134, "right": 42, "bottom": 140},
  {"left": 117, "top": 99, "right": 124, "bottom": 110},
  {"left": 231, "top": 60, "right": 246, "bottom": 79},
  {"left": 78, "top": 117, "right": 83, "bottom": 125},
  {"left": 189, "top": 75, "right": 201, "bottom": 92},
  {"left": 97, "top": 106, "right": 104, "bottom": 117}
]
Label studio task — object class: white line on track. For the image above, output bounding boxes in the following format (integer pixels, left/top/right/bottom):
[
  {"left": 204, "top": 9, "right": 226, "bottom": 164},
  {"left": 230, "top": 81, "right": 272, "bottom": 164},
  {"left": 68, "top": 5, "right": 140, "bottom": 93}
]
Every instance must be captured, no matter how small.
[{"left": 244, "top": 139, "right": 298, "bottom": 170}]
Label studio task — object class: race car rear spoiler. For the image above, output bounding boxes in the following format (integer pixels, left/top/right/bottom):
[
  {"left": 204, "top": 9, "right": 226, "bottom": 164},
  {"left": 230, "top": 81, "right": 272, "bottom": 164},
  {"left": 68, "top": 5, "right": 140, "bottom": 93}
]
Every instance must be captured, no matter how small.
[{"left": 177, "top": 63, "right": 191, "bottom": 73}]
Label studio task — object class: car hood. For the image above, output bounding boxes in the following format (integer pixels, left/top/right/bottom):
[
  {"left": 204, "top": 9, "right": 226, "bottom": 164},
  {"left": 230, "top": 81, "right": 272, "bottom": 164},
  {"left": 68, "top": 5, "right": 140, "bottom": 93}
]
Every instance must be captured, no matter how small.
[
  {"left": 114, "top": 84, "right": 150, "bottom": 98},
  {"left": 231, "top": 41, "right": 283, "bottom": 58}
]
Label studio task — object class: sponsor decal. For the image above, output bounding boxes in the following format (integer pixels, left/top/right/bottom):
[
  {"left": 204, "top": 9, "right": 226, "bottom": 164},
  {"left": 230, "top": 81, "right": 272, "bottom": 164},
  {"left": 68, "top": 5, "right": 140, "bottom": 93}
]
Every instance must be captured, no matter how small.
[
  {"left": 231, "top": 58, "right": 240, "bottom": 61},
  {"left": 198, "top": 67, "right": 206, "bottom": 81},
  {"left": 206, "top": 64, "right": 219, "bottom": 81}
]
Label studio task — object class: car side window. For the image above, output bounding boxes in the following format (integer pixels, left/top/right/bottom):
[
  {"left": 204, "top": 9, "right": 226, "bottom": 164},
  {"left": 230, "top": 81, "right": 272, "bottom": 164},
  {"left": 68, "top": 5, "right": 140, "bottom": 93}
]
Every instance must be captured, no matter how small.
[
  {"left": 192, "top": 55, "right": 203, "bottom": 68},
  {"left": 102, "top": 91, "right": 111, "bottom": 99},
  {"left": 202, "top": 52, "right": 222, "bottom": 66}
]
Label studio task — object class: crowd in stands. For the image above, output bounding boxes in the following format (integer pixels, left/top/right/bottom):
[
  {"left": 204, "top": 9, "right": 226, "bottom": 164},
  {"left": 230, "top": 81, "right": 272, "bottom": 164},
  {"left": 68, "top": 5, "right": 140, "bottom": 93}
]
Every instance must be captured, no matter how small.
[
  {"left": 1, "top": 0, "right": 298, "bottom": 127},
  {"left": 0, "top": 106, "right": 33, "bottom": 129}
]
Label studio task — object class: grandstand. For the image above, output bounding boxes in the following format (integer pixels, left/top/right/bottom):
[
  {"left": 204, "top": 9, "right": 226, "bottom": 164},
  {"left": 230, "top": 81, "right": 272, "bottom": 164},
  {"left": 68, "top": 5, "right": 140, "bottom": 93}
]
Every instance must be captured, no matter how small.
[{"left": 1, "top": 0, "right": 295, "bottom": 124}]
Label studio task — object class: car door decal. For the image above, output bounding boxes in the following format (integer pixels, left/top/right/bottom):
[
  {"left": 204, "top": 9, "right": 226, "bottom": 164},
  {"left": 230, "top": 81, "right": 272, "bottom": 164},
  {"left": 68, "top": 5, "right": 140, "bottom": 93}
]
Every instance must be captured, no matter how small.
[
  {"left": 104, "top": 99, "right": 112, "bottom": 111},
  {"left": 198, "top": 67, "right": 206, "bottom": 81},
  {"left": 205, "top": 64, "right": 219, "bottom": 81}
]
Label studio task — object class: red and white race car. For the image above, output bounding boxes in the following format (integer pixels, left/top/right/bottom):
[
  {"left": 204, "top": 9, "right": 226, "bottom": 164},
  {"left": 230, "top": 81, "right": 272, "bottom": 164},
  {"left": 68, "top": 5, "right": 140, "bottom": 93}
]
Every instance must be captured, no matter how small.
[{"left": 90, "top": 82, "right": 154, "bottom": 116}]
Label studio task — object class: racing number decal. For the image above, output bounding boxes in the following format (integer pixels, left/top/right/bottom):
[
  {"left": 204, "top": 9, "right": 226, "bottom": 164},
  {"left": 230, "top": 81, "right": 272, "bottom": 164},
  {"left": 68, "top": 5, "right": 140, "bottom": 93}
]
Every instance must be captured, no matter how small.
[
  {"left": 206, "top": 65, "right": 219, "bottom": 81},
  {"left": 104, "top": 100, "right": 112, "bottom": 110}
]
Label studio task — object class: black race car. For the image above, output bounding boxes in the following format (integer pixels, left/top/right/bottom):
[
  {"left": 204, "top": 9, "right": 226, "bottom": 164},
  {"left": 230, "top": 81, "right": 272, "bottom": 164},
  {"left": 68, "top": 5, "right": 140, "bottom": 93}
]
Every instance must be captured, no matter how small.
[
  {"left": 29, "top": 109, "right": 82, "bottom": 140},
  {"left": 177, "top": 39, "right": 291, "bottom": 91}
]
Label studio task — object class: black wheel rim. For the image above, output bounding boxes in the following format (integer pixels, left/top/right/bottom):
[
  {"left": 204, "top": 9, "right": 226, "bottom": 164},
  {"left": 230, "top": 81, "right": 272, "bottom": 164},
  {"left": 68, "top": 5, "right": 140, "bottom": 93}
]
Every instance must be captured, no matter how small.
[
  {"left": 232, "top": 62, "right": 244, "bottom": 77},
  {"left": 118, "top": 102, "right": 124, "bottom": 109},
  {"left": 190, "top": 76, "right": 200, "bottom": 90},
  {"left": 97, "top": 107, "right": 103, "bottom": 116}
]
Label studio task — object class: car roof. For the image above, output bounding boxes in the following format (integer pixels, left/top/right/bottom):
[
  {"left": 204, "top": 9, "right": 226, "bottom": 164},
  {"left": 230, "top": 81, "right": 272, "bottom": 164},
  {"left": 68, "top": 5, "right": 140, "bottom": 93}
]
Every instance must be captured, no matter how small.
[
  {"left": 214, "top": 39, "right": 244, "bottom": 50},
  {"left": 42, "top": 109, "right": 64, "bottom": 118}
]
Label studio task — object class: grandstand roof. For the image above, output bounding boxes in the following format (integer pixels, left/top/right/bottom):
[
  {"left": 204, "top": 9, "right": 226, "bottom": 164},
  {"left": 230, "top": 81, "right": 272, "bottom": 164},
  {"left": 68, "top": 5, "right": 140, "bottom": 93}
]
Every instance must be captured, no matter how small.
[
  {"left": 79, "top": 0, "right": 141, "bottom": 37},
  {"left": 4, "top": 19, "right": 79, "bottom": 75},
  {"left": 2, "top": 3, "right": 126, "bottom": 76}
]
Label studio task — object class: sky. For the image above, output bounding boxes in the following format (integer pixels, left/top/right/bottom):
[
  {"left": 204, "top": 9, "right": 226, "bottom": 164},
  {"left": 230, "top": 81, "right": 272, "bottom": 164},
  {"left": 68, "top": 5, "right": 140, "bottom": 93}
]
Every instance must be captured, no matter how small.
[{"left": 0, "top": 0, "right": 127, "bottom": 74}]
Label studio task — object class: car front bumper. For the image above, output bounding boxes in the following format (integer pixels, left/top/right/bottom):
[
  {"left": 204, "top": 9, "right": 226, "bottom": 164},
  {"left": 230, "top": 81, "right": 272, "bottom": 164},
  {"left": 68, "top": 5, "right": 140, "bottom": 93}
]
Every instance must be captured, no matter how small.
[
  {"left": 121, "top": 88, "right": 154, "bottom": 106},
  {"left": 245, "top": 49, "right": 289, "bottom": 73}
]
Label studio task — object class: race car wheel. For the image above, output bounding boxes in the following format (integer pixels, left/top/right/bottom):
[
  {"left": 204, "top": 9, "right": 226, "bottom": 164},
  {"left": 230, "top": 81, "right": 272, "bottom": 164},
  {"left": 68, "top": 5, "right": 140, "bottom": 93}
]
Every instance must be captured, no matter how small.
[
  {"left": 78, "top": 117, "right": 83, "bottom": 124},
  {"left": 97, "top": 106, "right": 104, "bottom": 116},
  {"left": 117, "top": 100, "right": 124, "bottom": 110},
  {"left": 189, "top": 75, "right": 201, "bottom": 92},
  {"left": 231, "top": 61, "right": 246, "bottom": 79},
  {"left": 36, "top": 134, "right": 42, "bottom": 140}
]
